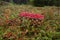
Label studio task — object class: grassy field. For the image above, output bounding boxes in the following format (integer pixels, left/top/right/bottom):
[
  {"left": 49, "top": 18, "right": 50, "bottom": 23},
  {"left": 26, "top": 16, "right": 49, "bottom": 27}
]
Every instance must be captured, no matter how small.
[{"left": 0, "top": 4, "right": 60, "bottom": 40}]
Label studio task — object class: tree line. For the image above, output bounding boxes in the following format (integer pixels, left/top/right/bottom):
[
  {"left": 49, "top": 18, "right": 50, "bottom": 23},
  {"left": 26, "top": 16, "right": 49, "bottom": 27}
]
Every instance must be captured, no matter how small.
[{"left": 0, "top": 0, "right": 60, "bottom": 7}]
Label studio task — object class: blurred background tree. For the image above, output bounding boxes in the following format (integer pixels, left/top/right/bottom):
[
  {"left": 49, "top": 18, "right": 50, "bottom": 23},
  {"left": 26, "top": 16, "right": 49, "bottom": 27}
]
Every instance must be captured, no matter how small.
[
  {"left": 33, "top": 0, "right": 60, "bottom": 7},
  {"left": 0, "top": 0, "right": 60, "bottom": 7}
]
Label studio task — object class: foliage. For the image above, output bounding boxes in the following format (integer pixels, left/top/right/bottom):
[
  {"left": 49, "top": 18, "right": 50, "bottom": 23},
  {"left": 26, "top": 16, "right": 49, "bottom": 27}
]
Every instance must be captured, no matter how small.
[
  {"left": 33, "top": 0, "right": 60, "bottom": 7},
  {"left": 1, "top": 0, "right": 60, "bottom": 7},
  {"left": 0, "top": 4, "right": 60, "bottom": 40}
]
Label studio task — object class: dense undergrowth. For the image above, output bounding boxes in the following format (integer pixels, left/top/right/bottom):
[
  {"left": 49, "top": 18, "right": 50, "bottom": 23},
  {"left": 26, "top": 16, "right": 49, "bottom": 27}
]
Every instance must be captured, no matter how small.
[{"left": 0, "top": 4, "right": 60, "bottom": 40}]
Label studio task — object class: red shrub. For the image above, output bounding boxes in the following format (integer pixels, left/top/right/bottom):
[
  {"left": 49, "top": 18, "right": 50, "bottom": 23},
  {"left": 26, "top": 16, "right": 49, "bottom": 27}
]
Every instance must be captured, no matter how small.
[{"left": 18, "top": 11, "right": 44, "bottom": 20}]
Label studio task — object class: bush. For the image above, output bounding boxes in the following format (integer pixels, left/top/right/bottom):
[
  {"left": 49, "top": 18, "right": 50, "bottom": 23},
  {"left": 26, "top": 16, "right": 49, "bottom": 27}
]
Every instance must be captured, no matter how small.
[
  {"left": 52, "top": 0, "right": 60, "bottom": 7},
  {"left": 33, "top": 0, "right": 45, "bottom": 7},
  {"left": 33, "top": 0, "right": 60, "bottom": 7},
  {"left": 2, "top": 0, "right": 10, "bottom": 2},
  {"left": 2, "top": 0, "right": 28, "bottom": 4},
  {"left": 13, "top": 0, "right": 28, "bottom": 4}
]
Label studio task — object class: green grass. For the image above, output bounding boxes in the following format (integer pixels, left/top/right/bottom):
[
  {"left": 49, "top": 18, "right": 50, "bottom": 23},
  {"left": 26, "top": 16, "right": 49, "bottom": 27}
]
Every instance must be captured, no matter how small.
[{"left": 0, "top": 4, "right": 60, "bottom": 40}]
